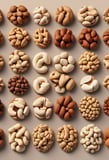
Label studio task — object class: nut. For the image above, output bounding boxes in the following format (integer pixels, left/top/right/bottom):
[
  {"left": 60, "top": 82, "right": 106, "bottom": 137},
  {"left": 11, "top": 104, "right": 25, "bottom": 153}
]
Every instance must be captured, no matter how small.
[
  {"left": 78, "top": 28, "right": 99, "bottom": 50},
  {"left": 7, "top": 5, "right": 30, "bottom": 26},
  {"left": 104, "top": 127, "right": 109, "bottom": 147},
  {"left": 103, "top": 53, "right": 109, "bottom": 69},
  {"left": 53, "top": 52, "right": 75, "bottom": 73},
  {"left": 33, "top": 6, "right": 51, "bottom": 25},
  {"left": 54, "top": 28, "right": 75, "bottom": 49},
  {"left": 32, "top": 96, "right": 53, "bottom": 119},
  {"left": 79, "top": 51, "right": 100, "bottom": 74},
  {"left": 78, "top": 6, "right": 99, "bottom": 27},
  {"left": 8, "top": 98, "right": 30, "bottom": 120},
  {"left": 8, "top": 123, "right": 30, "bottom": 152},
  {"left": 49, "top": 71, "right": 75, "bottom": 93},
  {"left": 32, "top": 52, "right": 51, "bottom": 74},
  {"left": 0, "top": 77, "right": 4, "bottom": 92},
  {"left": 79, "top": 96, "right": 100, "bottom": 121},
  {"left": 0, "top": 31, "right": 4, "bottom": 44},
  {"left": 9, "top": 50, "right": 30, "bottom": 74},
  {"left": 32, "top": 124, "right": 54, "bottom": 152},
  {"left": 33, "top": 27, "right": 51, "bottom": 48},
  {"left": 103, "top": 29, "right": 109, "bottom": 46},
  {"left": 103, "top": 97, "right": 109, "bottom": 116},
  {"left": 0, "top": 100, "right": 4, "bottom": 117},
  {"left": 0, "top": 10, "right": 3, "bottom": 23},
  {"left": 8, "top": 75, "right": 29, "bottom": 95},
  {"left": 54, "top": 6, "right": 74, "bottom": 25},
  {"left": 0, "top": 55, "right": 4, "bottom": 70},
  {"left": 103, "top": 75, "right": 109, "bottom": 90},
  {"left": 80, "top": 124, "right": 102, "bottom": 153},
  {"left": 0, "top": 129, "right": 5, "bottom": 148},
  {"left": 103, "top": 8, "right": 109, "bottom": 24},
  {"left": 8, "top": 27, "right": 30, "bottom": 48},
  {"left": 54, "top": 95, "right": 77, "bottom": 120}
]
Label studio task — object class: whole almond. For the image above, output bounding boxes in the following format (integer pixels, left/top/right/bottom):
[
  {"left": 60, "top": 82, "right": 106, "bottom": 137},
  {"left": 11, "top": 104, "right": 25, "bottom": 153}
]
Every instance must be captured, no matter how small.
[
  {"left": 57, "top": 96, "right": 65, "bottom": 105},
  {"left": 64, "top": 112, "right": 70, "bottom": 120},
  {"left": 68, "top": 101, "right": 77, "bottom": 108},
  {"left": 59, "top": 106, "right": 66, "bottom": 118},
  {"left": 54, "top": 104, "right": 61, "bottom": 113},
  {"left": 64, "top": 95, "right": 72, "bottom": 106}
]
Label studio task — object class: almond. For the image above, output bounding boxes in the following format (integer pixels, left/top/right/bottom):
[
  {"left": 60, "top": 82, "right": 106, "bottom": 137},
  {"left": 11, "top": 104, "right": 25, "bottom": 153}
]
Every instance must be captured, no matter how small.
[
  {"left": 64, "top": 95, "right": 72, "bottom": 106},
  {"left": 59, "top": 106, "right": 65, "bottom": 118},
  {"left": 57, "top": 96, "right": 65, "bottom": 105},
  {"left": 64, "top": 112, "right": 70, "bottom": 120},
  {"left": 54, "top": 104, "right": 61, "bottom": 113}
]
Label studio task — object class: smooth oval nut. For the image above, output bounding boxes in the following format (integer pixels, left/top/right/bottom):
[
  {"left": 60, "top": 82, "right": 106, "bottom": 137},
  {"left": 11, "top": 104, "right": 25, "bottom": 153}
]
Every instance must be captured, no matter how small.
[
  {"left": 64, "top": 95, "right": 72, "bottom": 106},
  {"left": 59, "top": 106, "right": 66, "bottom": 118},
  {"left": 66, "top": 79, "right": 75, "bottom": 91},
  {"left": 64, "top": 112, "right": 70, "bottom": 120}
]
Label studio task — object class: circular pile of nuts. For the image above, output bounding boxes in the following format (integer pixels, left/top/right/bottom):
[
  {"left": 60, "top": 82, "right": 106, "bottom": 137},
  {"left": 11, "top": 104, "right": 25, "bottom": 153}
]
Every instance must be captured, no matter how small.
[
  {"left": 78, "top": 6, "right": 99, "bottom": 27},
  {"left": 33, "top": 6, "right": 51, "bottom": 25},
  {"left": 79, "top": 51, "right": 100, "bottom": 74},
  {"left": 7, "top": 5, "right": 30, "bottom": 26},
  {"left": 0, "top": 10, "right": 3, "bottom": 23},
  {"left": 78, "top": 28, "right": 99, "bottom": 50},
  {"left": 53, "top": 52, "right": 75, "bottom": 73},
  {"left": 8, "top": 27, "right": 30, "bottom": 48},
  {"left": 32, "top": 124, "right": 54, "bottom": 152},
  {"left": 8, "top": 98, "right": 30, "bottom": 120},
  {"left": 33, "top": 77, "right": 50, "bottom": 95},
  {"left": 54, "top": 95, "right": 77, "bottom": 121},
  {"left": 32, "top": 52, "right": 51, "bottom": 74},
  {"left": 103, "top": 75, "right": 109, "bottom": 90},
  {"left": 0, "top": 129, "right": 5, "bottom": 148},
  {"left": 103, "top": 29, "right": 109, "bottom": 46},
  {"left": 33, "top": 27, "right": 51, "bottom": 48},
  {"left": 49, "top": 71, "right": 75, "bottom": 93},
  {"left": 54, "top": 28, "right": 75, "bottom": 49},
  {"left": 103, "top": 53, "right": 109, "bottom": 69},
  {"left": 0, "top": 55, "right": 4, "bottom": 70},
  {"left": 54, "top": 6, "right": 74, "bottom": 25},
  {"left": 0, "top": 100, "right": 4, "bottom": 116},
  {"left": 0, "top": 31, "right": 4, "bottom": 44},
  {"left": 57, "top": 124, "right": 78, "bottom": 152},
  {"left": 103, "top": 8, "right": 109, "bottom": 24},
  {"left": 0, "top": 77, "right": 4, "bottom": 92},
  {"left": 8, "top": 123, "right": 30, "bottom": 153},
  {"left": 32, "top": 96, "right": 53, "bottom": 120},
  {"left": 104, "top": 127, "right": 109, "bottom": 147},
  {"left": 103, "top": 97, "right": 109, "bottom": 116},
  {"left": 79, "top": 96, "right": 100, "bottom": 121},
  {"left": 80, "top": 124, "right": 102, "bottom": 153},
  {"left": 9, "top": 50, "right": 30, "bottom": 74},
  {"left": 8, "top": 75, "right": 29, "bottom": 95}
]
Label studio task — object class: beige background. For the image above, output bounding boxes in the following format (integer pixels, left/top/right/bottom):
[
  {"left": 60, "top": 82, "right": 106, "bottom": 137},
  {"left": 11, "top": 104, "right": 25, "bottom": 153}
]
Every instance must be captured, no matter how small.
[{"left": 0, "top": 0, "right": 109, "bottom": 159}]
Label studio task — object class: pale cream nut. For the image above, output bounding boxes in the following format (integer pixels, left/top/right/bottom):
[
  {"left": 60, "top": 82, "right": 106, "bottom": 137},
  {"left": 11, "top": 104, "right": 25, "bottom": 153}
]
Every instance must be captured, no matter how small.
[
  {"left": 103, "top": 75, "right": 109, "bottom": 90},
  {"left": 0, "top": 77, "right": 4, "bottom": 92},
  {"left": 9, "top": 50, "right": 30, "bottom": 74},
  {"left": 80, "top": 124, "right": 102, "bottom": 153},
  {"left": 0, "top": 55, "right": 4, "bottom": 70},
  {"left": 32, "top": 124, "right": 54, "bottom": 152},
  {"left": 103, "top": 53, "right": 109, "bottom": 69},
  {"left": 33, "top": 77, "right": 50, "bottom": 94},
  {"left": 78, "top": 6, "right": 99, "bottom": 27},
  {"left": 57, "top": 124, "right": 78, "bottom": 152},
  {"left": 80, "top": 75, "right": 99, "bottom": 93},
  {"left": 53, "top": 52, "right": 75, "bottom": 73},
  {"left": 32, "top": 96, "right": 53, "bottom": 119},
  {"left": 8, "top": 98, "right": 30, "bottom": 120},
  {"left": 8, "top": 123, "right": 30, "bottom": 153},
  {"left": 33, "top": 6, "right": 51, "bottom": 25},
  {"left": 103, "top": 8, "right": 109, "bottom": 24},
  {"left": 32, "top": 52, "right": 51, "bottom": 74}
]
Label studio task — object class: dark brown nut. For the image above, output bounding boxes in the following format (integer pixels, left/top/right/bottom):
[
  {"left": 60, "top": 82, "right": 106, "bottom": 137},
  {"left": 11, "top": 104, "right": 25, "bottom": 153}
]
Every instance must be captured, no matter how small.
[
  {"left": 78, "top": 28, "right": 99, "bottom": 50},
  {"left": 79, "top": 51, "right": 100, "bottom": 74},
  {"left": 8, "top": 75, "right": 29, "bottom": 95},
  {"left": 54, "top": 28, "right": 75, "bottom": 49},
  {"left": 54, "top": 6, "right": 74, "bottom": 25},
  {"left": 103, "top": 29, "right": 109, "bottom": 46},
  {"left": 103, "top": 97, "right": 109, "bottom": 116},
  {"left": 79, "top": 96, "right": 100, "bottom": 121},
  {"left": 0, "top": 10, "right": 3, "bottom": 23},
  {"left": 103, "top": 8, "right": 109, "bottom": 24},
  {"left": 54, "top": 95, "right": 77, "bottom": 121},
  {"left": 0, "top": 129, "right": 5, "bottom": 148},
  {"left": 8, "top": 27, "right": 30, "bottom": 48},
  {"left": 0, "top": 100, "right": 4, "bottom": 117},
  {"left": 0, "top": 77, "right": 4, "bottom": 92},
  {"left": 32, "top": 124, "right": 54, "bottom": 152},
  {"left": 7, "top": 5, "right": 30, "bottom": 26},
  {"left": 104, "top": 127, "right": 109, "bottom": 147},
  {"left": 0, "top": 55, "right": 4, "bottom": 70},
  {"left": 0, "top": 31, "right": 4, "bottom": 44},
  {"left": 33, "top": 28, "right": 51, "bottom": 48}
]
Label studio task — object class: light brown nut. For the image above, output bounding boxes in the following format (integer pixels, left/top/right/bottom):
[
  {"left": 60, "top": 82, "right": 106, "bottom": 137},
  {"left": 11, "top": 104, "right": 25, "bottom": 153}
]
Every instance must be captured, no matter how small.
[
  {"left": 33, "top": 27, "right": 51, "bottom": 48},
  {"left": 103, "top": 8, "right": 109, "bottom": 24},
  {"left": 0, "top": 77, "right": 4, "bottom": 92},
  {"left": 80, "top": 124, "right": 102, "bottom": 153},
  {"left": 103, "top": 29, "right": 109, "bottom": 46},
  {"left": 32, "top": 96, "right": 53, "bottom": 119},
  {"left": 8, "top": 98, "right": 30, "bottom": 120},
  {"left": 103, "top": 75, "right": 109, "bottom": 90},
  {"left": 8, "top": 123, "right": 30, "bottom": 153},
  {"left": 0, "top": 100, "right": 4, "bottom": 117},
  {"left": 55, "top": 6, "right": 74, "bottom": 25},
  {"left": 0, "top": 55, "right": 4, "bottom": 70},
  {"left": 103, "top": 53, "right": 109, "bottom": 69},
  {"left": 0, "top": 10, "right": 3, "bottom": 23},
  {"left": 32, "top": 124, "right": 54, "bottom": 152},
  {"left": 79, "top": 96, "right": 100, "bottom": 121},
  {"left": 8, "top": 27, "right": 30, "bottom": 48},
  {"left": 78, "top": 6, "right": 99, "bottom": 27},
  {"left": 104, "top": 127, "right": 109, "bottom": 147},
  {"left": 33, "top": 6, "right": 51, "bottom": 25},
  {"left": 78, "top": 51, "right": 100, "bottom": 74},
  {"left": 9, "top": 50, "right": 30, "bottom": 74},
  {"left": 0, "top": 129, "right": 5, "bottom": 148},
  {"left": 49, "top": 71, "right": 75, "bottom": 93}
]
